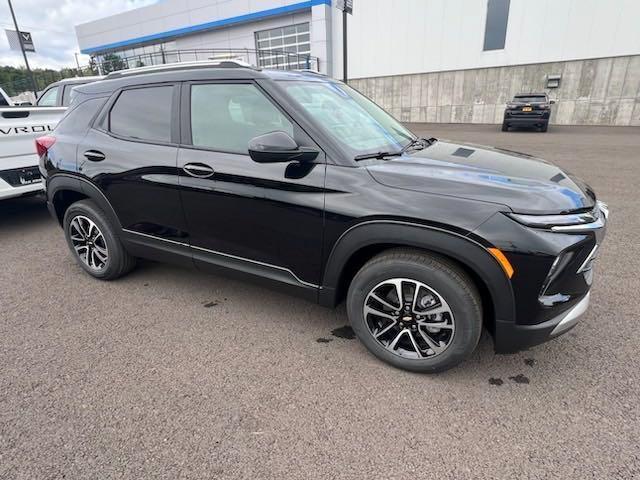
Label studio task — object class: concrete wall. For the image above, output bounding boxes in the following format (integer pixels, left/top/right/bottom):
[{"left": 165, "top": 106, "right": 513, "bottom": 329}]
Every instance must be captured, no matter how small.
[{"left": 349, "top": 55, "right": 640, "bottom": 126}]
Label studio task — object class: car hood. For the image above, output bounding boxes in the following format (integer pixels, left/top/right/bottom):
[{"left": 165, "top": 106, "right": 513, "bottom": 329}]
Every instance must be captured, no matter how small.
[{"left": 366, "top": 140, "right": 596, "bottom": 214}]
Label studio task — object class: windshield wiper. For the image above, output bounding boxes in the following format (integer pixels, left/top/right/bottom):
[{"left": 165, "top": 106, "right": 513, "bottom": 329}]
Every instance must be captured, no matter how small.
[
  {"left": 353, "top": 151, "right": 401, "bottom": 161},
  {"left": 400, "top": 137, "right": 437, "bottom": 154},
  {"left": 353, "top": 138, "right": 437, "bottom": 162}
]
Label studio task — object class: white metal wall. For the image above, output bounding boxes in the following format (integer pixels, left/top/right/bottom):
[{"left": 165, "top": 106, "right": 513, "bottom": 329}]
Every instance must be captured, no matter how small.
[
  {"left": 76, "top": 0, "right": 314, "bottom": 53},
  {"left": 335, "top": 0, "right": 640, "bottom": 79},
  {"left": 171, "top": 12, "right": 311, "bottom": 52}
]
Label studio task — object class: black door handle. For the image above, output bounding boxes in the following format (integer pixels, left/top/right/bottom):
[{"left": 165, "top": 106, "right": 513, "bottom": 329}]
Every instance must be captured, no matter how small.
[
  {"left": 183, "top": 163, "right": 215, "bottom": 178},
  {"left": 84, "top": 150, "right": 106, "bottom": 162}
]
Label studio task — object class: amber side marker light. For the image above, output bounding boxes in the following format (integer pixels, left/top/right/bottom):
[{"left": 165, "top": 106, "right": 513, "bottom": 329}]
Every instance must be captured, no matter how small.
[{"left": 487, "top": 248, "right": 515, "bottom": 279}]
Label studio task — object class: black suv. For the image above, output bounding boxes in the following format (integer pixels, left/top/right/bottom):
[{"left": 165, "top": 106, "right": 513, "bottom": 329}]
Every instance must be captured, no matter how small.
[
  {"left": 502, "top": 93, "right": 554, "bottom": 132},
  {"left": 38, "top": 63, "right": 607, "bottom": 373}
]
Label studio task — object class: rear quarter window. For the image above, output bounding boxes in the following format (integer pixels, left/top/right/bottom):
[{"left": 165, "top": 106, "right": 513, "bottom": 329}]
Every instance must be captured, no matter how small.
[{"left": 55, "top": 97, "right": 107, "bottom": 135}]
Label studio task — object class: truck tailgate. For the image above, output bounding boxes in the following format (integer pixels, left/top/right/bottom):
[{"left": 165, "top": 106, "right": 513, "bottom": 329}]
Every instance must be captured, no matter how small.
[{"left": 1, "top": 107, "right": 66, "bottom": 169}]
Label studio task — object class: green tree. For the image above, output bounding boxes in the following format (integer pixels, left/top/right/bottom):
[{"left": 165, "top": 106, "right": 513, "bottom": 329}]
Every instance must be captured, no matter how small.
[{"left": 101, "top": 53, "right": 125, "bottom": 74}]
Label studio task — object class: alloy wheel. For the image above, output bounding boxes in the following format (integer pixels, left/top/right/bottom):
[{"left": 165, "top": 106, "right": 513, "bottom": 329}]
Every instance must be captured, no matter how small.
[
  {"left": 69, "top": 215, "right": 109, "bottom": 271},
  {"left": 363, "top": 278, "right": 455, "bottom": 359}
]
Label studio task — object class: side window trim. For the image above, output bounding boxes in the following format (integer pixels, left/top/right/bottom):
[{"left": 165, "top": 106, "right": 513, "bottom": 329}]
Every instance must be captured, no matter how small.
[
  {"left": 62, "top": 85, "right": 71, "bottom": 107},
  {"left": 97, "top": 82, "right": 179, "bottom": 147},
  {"left": 180, "top": 79, "right": 316, "bottom": 157}
]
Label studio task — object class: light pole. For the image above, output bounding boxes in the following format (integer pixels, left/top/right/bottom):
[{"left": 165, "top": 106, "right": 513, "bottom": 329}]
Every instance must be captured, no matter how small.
[
  {"left": 74, "top": 52, "right": 83, "bottom": 76},
  {"left": 340, "top": 0, "right": 353, "bottom": 83},
  {"left": 342, "top": 8, "right": 348, "bottom": 83},
  {"left": 7, "top": 0, "right": 38, "bottom": 94}
]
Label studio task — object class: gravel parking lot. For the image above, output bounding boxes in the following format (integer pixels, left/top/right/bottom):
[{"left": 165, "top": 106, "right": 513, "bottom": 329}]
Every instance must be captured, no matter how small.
[{"left": 1, "top": 124, "right": 639, "bottom": 479}]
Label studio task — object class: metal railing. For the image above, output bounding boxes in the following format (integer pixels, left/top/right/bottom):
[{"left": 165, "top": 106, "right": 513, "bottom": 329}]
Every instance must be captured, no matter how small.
[
  {"left": 94, "top": 48, "right": 319, "bottom": 75},
  {"left": 0, "top": 48, "right": 320, "bottom": 100}
]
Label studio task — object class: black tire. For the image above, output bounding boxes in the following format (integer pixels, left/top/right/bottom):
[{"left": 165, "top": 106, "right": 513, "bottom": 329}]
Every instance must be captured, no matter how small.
[
  {"left": 540, "top": 123, "right": 548, "bottom": 132},
  {"left": 501, "top": 122, "right": 508, "bottom": 132},
  {"left": 63, "top": 199, "right": 136, "bottom": 280},
  {"left": 346, "top": 248, "right": 482, "bottom": 373}
]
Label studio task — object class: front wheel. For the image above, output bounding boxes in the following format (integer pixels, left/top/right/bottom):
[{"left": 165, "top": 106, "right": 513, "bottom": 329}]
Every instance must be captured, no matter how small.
[
  {"left": 346, "top": 249, "right": 482, "bottom": 373},
  {"left": 501, "top": 122, "right": 509, "bottom": 132}
]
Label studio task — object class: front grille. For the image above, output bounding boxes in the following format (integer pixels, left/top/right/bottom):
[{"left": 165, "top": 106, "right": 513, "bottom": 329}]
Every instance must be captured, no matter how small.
[{"left": 0, "top": 166, "right": 42, "bottom": 187}]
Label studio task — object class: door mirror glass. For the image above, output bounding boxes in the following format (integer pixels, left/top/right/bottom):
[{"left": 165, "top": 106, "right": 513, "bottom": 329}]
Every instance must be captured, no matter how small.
[{"left": 248, "top": 131, "right": 318, "bottom": 163}]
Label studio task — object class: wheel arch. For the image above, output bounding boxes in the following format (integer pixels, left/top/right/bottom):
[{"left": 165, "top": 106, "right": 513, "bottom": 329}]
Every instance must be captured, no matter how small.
[
  {"left": 319, "top": 221, "right": 516, "bottom": 328},
  {"left": 47, "top": 174, "right": 122, "bottom": 231}
]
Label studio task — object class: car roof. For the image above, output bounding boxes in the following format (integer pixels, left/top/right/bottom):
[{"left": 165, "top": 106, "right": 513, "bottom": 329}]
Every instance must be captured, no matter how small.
[
  {"left": 47, "top": 76, "right": 105, "bottom": 88},
  {"left": 75, "top": 63, "right": 330, "bottom": 96},
  {"left": 515, "top": 92, "right": 547, "bottom": 97}
]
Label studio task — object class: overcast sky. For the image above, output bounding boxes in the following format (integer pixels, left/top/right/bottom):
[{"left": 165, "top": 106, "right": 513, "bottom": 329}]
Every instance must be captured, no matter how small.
[{"left": 0, "top": 0, "right": 157, "bottom": 70}]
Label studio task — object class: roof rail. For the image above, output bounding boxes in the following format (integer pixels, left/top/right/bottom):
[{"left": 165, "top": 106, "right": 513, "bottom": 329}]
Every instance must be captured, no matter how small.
[
  {"left": 295, "top": 69, "right": 325, "bottom": 76},
  {"left": 105, "top": 59, "right": 256, "bottom": 79}
]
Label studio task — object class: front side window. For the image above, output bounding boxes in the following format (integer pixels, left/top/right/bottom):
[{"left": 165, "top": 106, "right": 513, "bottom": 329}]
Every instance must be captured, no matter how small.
[
  {"left": 190, "top": 83, "right": 293, "bottom": 154},
  {"left": 109, "top": 86, "right": 173, "bottom": 142},
  {"left": 282, "top": 81, "right": 414, "bottom": 158},
  {"left": 37, "top": 86, "right": 59, "bottom": 106}
]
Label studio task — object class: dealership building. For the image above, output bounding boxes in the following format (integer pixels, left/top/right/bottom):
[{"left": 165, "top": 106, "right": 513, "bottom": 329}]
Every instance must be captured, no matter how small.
[{"left": 75, "top": 0, "right": 640, "bottom": 126}]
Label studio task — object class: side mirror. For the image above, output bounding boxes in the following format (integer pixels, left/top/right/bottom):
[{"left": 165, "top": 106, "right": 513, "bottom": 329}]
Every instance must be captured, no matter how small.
[
  {"left": 248, "top": 131, "right": 318, "bottom": 164},
  {"left": 549, "top": 100, "right": 556, "bottom": 105}
]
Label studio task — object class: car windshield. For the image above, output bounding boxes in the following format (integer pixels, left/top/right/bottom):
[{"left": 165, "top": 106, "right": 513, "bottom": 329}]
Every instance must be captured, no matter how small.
[
  {"left": 281, "top": 80, "right": 414, "bottom": 158},
  {"left": 514, "top": 96, "right": 546, "bottom": 103}
]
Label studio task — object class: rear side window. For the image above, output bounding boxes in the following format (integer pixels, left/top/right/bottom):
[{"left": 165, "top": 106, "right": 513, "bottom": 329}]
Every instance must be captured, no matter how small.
[
  {"left": 109, "top": 86, "right": 173, "bottom": 142},
  {"left": 37, "top": 86, "right": 59, "bottom": 106},
  {"left": 190, "top": 83, "right": 293, "bottom": 154},
  {"left": 55, "top": 97, "right": 107, "bottom": 135}
]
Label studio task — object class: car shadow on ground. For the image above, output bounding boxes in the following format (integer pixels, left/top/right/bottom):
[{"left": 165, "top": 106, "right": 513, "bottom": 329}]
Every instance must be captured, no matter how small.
[
  {"left": 2, "top": 192, "right": 568, "bottom": 385},
  {"left": 0, "top": 194, "right": 51, "bottom": 230},
  {"left": 129, "top": 257, "right": 554, "bottom": 385}
]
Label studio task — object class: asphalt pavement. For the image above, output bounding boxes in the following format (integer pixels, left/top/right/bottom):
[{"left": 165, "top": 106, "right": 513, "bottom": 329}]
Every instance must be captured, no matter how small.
[{"left": 1, "top": 124, "right": 639, "bottom": 479}]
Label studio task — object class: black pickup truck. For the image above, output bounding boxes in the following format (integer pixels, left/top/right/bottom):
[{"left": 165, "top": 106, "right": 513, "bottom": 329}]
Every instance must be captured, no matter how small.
[{"left": 502, "top": 93, "right": 554, "bottom": 132}]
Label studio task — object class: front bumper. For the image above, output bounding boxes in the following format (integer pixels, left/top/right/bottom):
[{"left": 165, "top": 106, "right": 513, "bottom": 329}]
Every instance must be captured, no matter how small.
[
  {"left": 504, "top": 110, "right": 550, "bottom": 126},
  {"left": 494, "top": 292, "right": 590, "bottom": 353},
  {"left": 480, "top": 201, "right": 608, "bottom": 354}
]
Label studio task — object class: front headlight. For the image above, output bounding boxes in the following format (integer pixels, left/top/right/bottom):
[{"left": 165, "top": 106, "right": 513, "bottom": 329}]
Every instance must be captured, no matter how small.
[
  {"left": 506, "top": 211, "right": 598, "bottom": 228},
  {"left": 505, "top": 201, "right": 608, "bottom": 231}
]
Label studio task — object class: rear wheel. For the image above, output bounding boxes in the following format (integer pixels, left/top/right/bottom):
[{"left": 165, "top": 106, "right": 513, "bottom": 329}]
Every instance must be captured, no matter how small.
[
  {"left": 346, "top": 249, "right": 482, "bottom": 373},
  {"left": 540, "top": 123, "right": 548, "bottom": 132},
  {"left": 63, "top": 199, "right": 136, "bottom": 280}
]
